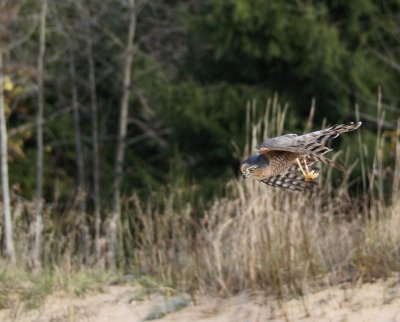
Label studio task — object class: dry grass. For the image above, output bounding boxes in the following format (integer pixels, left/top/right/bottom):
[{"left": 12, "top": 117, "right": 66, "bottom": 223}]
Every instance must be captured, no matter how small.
[
  {"left": 2, "top": 97, "right": 400, "bottom": 310},
  {"left": 126, "top": 98, "right": 400, "bottom": 299}
]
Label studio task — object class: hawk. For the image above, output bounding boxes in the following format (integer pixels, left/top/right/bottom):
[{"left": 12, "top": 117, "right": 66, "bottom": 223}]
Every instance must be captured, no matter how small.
[{"left": 240, "top": 122, "right": 362, "bottom": 191}]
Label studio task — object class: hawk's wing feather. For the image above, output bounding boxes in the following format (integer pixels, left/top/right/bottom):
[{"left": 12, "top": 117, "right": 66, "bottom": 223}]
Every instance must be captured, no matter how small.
[
  {"left": 256, "top": 134, "right": 308, "bottom": 154},
  {"left": 257, "top": 122, "right": 361, "bottom": 156},
  {"left": 262, "top": 170, "right": 318, "bottom": 192}
]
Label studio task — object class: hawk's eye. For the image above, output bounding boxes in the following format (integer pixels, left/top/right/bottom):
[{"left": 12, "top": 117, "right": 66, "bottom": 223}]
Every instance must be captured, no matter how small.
[{"left": 249, "top": 167, "right": 255, "bottom": 173}]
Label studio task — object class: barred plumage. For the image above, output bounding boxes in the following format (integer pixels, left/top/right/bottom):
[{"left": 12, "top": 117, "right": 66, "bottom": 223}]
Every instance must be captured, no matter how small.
[
  {"left": 262, "top": 170, "right": 318, "bottom": 191},
  {"left": 240, "top": 122, "right": 362, "bottom": 192}
]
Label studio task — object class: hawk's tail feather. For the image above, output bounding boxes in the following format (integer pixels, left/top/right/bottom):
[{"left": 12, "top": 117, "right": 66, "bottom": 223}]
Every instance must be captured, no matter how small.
[
  {"left": 299, "top": 122, "right": 361, "bottom": 171},
  {"left": 302, "top": 122, "right": 362, "bottom": 146},
  {"left": 304, "top": 143, "right": 332, "bottom": 155},
  {"left": 262, "top": 171, "right": 318, "bottom": 192}
]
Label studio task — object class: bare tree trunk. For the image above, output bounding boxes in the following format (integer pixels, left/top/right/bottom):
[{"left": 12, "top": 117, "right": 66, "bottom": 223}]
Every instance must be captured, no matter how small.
[
  {"left": 69, "top": 53, "right": 89, "bottom": 266},
  {"left": 109, "top": 0, "right": 137, "bottom": 270},
  {"left": 85, "top": 11, "right": 102, "bottom": 264},
  {"left": 34, "top": 0, "right": 47, "bottom": 269},
  {"left": 0, "top": 53, "right": 16, "bottom": 265}
]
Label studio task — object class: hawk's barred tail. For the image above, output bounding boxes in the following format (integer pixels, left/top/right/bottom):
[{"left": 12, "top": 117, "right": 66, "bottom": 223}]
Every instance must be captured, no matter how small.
[
  {"left": 301, "top": 122, "right": 361, "bottom": 169},
  {"left": 302, "top": 121, "right": 362, "bottom": 147}
]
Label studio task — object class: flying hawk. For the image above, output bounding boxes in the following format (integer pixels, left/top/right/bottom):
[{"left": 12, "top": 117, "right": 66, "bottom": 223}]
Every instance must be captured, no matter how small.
[{"left": 240, "top": 122, "right": 362, "bottom": 191}]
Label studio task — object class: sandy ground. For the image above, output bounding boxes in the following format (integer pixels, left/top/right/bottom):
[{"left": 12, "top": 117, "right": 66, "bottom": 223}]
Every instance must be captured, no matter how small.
[{"left": 1, "top": 279, "right": 400, "bottom": 322}]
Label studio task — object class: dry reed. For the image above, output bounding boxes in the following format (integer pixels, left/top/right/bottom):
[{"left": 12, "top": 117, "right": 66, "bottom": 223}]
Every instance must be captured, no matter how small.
[
  {"left": 2, "top": 97, "right": 400, "bottom": 306},
  {"left": 127, "top": 97, "right": 400, "bottom": 299}
]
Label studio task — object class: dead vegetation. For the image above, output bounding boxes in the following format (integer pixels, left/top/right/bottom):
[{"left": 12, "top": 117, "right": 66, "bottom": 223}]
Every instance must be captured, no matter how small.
[
  {"left": 1, "top": 98, "right": 400, "bottom": 313},
  {"left": 124, "top": 99, "right": 400, "bottom": 298}
]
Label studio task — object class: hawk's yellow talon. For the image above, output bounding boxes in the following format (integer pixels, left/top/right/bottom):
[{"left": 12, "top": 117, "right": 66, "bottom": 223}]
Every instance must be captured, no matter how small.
[
  {"left": 304, "top": 170, "right": 319, "bottom": 182},
  {"left": 296, "top": 158, "right": 318, "bottom": 181}
]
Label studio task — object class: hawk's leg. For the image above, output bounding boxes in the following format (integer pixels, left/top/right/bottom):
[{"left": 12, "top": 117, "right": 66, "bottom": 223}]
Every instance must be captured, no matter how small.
[{"left": 296, "top": 158, "right": 319, "bottom": 182}]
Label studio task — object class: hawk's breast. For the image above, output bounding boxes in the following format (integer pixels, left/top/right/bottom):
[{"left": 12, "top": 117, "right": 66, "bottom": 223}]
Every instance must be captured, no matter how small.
[{"left": 264, "top": 151, "right": 300, "bottom": 178}]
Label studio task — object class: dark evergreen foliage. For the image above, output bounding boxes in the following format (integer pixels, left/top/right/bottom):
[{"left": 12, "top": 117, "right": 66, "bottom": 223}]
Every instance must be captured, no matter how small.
[{"left": 4, "top": 0, "right": 400, "bottom": 202}]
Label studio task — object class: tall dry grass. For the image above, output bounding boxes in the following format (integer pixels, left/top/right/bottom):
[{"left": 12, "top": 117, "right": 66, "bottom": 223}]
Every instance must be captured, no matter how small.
[
  {"left": 2, "top": 97, "right": 400, "bottom": 306},
  {"left": 126, "top": 97, "right": 400, "bottom": 298}
]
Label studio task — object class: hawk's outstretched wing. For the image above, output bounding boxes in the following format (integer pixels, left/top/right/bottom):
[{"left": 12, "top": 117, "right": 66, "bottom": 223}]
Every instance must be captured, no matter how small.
[{"left": 256, "top": 122, "right": 361, "bottom": 155}]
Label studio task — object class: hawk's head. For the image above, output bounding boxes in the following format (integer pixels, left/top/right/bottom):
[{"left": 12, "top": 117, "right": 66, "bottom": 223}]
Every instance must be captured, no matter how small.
[{"left": 240, "top": 154, "right": 269, "bottom": 180}]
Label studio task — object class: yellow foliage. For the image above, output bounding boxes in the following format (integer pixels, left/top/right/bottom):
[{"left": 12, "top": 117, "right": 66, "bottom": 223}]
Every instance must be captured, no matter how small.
[{"left": 3, "top": 76, "right": 14, "bottom": 92}]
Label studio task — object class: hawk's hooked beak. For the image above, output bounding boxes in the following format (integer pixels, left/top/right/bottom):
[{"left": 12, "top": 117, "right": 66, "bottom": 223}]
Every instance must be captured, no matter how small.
[{"left": 242, "top": 171, "right": 249, "bottom": 179}]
